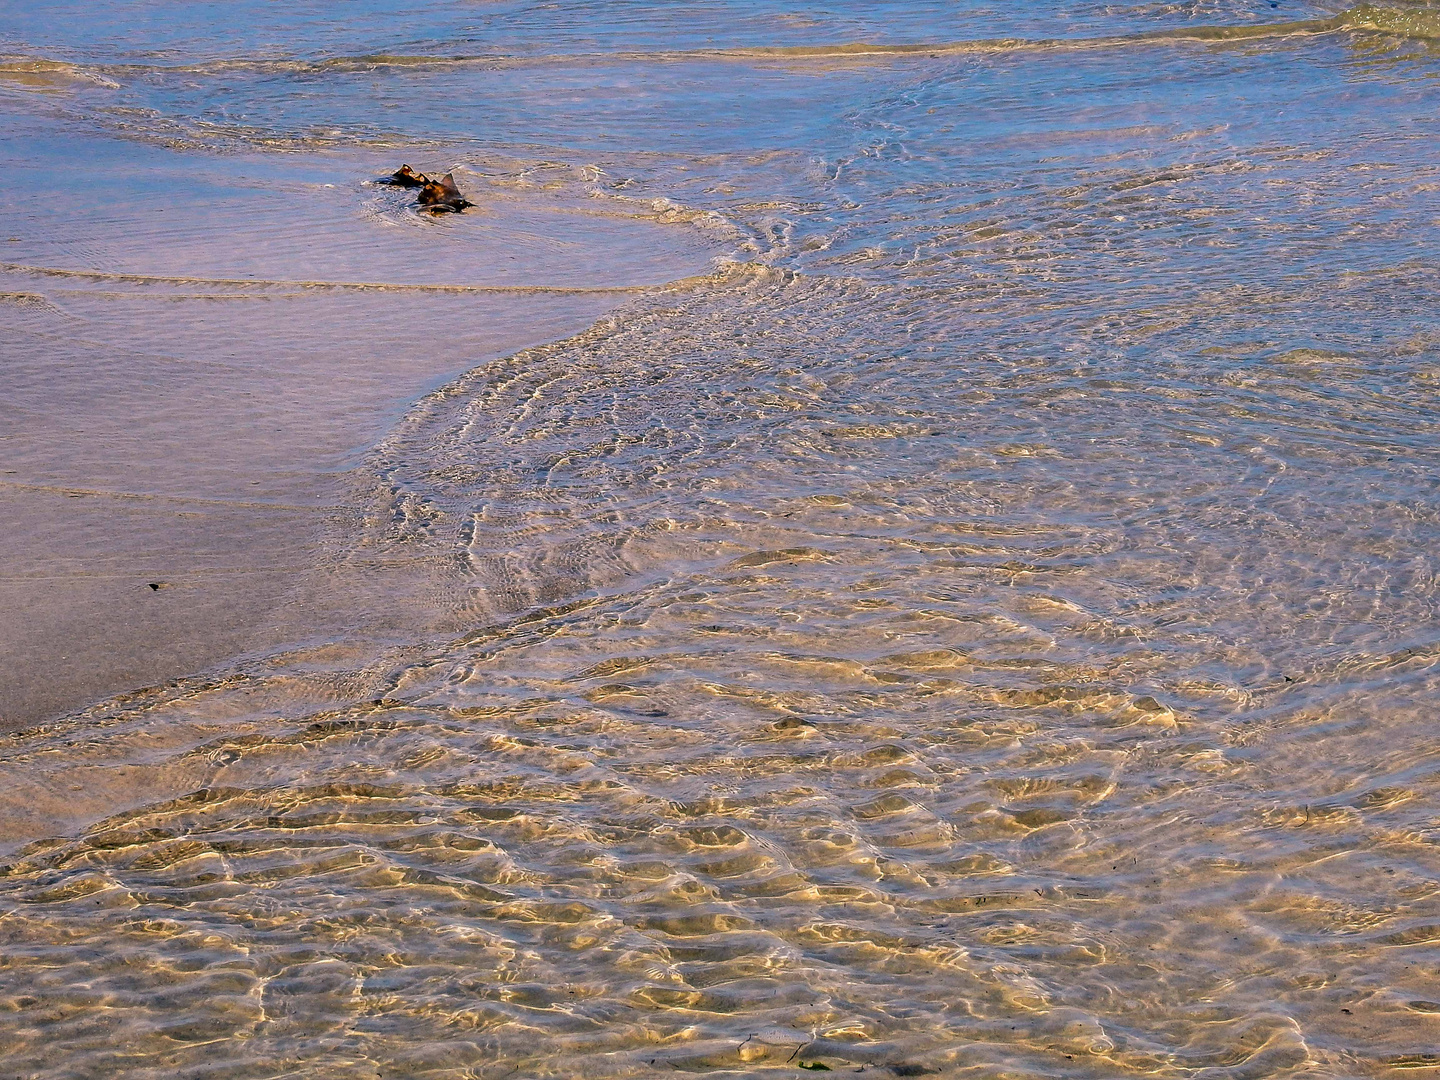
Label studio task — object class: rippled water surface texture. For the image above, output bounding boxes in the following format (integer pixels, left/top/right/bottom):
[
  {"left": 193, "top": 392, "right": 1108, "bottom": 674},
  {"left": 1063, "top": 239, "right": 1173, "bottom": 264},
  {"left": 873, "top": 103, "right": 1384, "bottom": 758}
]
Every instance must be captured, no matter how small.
[{"left": 2, "top": 0, "right": 1440, "bottom": 1076}]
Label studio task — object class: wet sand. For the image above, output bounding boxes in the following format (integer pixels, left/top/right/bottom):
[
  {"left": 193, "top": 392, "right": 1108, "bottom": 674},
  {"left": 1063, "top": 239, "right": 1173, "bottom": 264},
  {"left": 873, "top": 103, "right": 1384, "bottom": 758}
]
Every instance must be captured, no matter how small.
[
  {"left": 0, "top": 131, "right": 724, "bottom": 729},
  {"left": 0, "top": 291, "right": 617, "bottom": 728},
  {"left": 4, "top": 4, "right": 1440, "bottom": 1074}
]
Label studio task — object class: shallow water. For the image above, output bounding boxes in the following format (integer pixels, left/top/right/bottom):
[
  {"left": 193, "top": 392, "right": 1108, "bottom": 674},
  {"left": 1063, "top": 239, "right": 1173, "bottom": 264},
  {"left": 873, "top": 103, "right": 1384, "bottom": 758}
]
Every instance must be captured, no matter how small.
[{"left": 2, "top": 1, "right": 1439, "bottom": 1076}]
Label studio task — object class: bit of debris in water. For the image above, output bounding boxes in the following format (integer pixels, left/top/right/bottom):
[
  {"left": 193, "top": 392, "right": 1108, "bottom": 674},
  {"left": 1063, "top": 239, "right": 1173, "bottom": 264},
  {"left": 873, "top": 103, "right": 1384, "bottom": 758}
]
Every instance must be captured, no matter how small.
[
  {"left": 379, "top": 165, "right": 472, "bottom": 212},
  {"left": 380, "top": 164, "right": 427, "bottom": 189}
]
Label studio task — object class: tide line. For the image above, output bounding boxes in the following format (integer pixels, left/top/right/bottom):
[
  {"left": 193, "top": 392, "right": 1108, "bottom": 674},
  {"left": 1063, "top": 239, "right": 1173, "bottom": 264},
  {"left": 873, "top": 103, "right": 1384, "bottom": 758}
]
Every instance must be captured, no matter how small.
[{"left": 0, "top": 261, "right": 734, "bottom": 296}]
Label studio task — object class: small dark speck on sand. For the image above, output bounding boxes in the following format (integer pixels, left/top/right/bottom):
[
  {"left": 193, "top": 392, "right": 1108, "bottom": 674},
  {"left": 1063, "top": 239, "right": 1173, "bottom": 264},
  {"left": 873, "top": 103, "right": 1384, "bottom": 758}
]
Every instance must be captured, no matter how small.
[{"left": 146, "top": 582, "right": 170, "bottom": 591}]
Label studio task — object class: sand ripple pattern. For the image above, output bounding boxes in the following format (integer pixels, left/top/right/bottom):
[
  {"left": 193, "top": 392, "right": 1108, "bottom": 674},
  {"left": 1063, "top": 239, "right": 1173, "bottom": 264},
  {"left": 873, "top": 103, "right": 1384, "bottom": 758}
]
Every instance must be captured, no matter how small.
[{"left": 3, "top": 271, "right": 1439, "bottom": 1076}]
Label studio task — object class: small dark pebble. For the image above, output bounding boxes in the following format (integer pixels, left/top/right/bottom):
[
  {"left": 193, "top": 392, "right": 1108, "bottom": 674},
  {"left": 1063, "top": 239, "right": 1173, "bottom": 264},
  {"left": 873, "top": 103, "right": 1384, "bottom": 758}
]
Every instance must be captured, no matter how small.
[{"left": 146, "top": 582, "right": 170, "bottom": 591}]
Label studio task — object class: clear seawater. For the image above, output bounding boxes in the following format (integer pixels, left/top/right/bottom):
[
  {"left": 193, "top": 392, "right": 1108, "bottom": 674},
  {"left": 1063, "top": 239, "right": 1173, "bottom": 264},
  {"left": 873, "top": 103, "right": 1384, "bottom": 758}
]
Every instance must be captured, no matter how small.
[{"left": 2, "top": 0, "right": 1440, "bottom": 1075}]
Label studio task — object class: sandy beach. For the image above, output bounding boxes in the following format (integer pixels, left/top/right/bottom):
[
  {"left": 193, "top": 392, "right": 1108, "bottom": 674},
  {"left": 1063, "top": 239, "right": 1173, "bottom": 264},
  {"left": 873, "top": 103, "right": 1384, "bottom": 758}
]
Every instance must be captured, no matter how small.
[
  {"left": 0, "top": 131, "right": 724, "bottom": 728},
  {"left": 3, "top": 1, "right": 1439, "bottom": 1075}
]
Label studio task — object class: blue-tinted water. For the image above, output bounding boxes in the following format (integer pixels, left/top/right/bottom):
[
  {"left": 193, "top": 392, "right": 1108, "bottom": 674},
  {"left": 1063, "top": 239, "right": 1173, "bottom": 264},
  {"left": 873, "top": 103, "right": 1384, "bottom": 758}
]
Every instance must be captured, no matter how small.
[{"left": 2, "top": 1, "right": 1439, "bottom": 1075}]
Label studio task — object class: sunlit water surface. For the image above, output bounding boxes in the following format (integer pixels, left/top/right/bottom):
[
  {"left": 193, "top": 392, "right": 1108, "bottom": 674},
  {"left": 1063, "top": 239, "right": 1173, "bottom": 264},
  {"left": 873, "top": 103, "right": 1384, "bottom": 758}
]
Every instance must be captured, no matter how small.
[{"left": 2, "top": 0, "right": 1440, "bottom": 1076}]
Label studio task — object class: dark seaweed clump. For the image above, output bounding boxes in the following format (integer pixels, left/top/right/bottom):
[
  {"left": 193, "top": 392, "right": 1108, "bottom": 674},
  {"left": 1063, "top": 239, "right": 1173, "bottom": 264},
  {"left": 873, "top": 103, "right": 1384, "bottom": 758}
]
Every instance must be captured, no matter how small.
[{"left": 379, "top": 165, "right": 472, "bottom": 212}]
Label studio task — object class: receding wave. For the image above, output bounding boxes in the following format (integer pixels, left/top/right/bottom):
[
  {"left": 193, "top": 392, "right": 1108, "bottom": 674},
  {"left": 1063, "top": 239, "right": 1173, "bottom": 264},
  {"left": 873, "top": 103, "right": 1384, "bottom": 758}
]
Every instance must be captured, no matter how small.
[
  {"left": 0, "top": 57, "right": 119, "bottom": 88},
  {"left": 6, "top": 6, "right": 1440, "bottom": 85}
]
